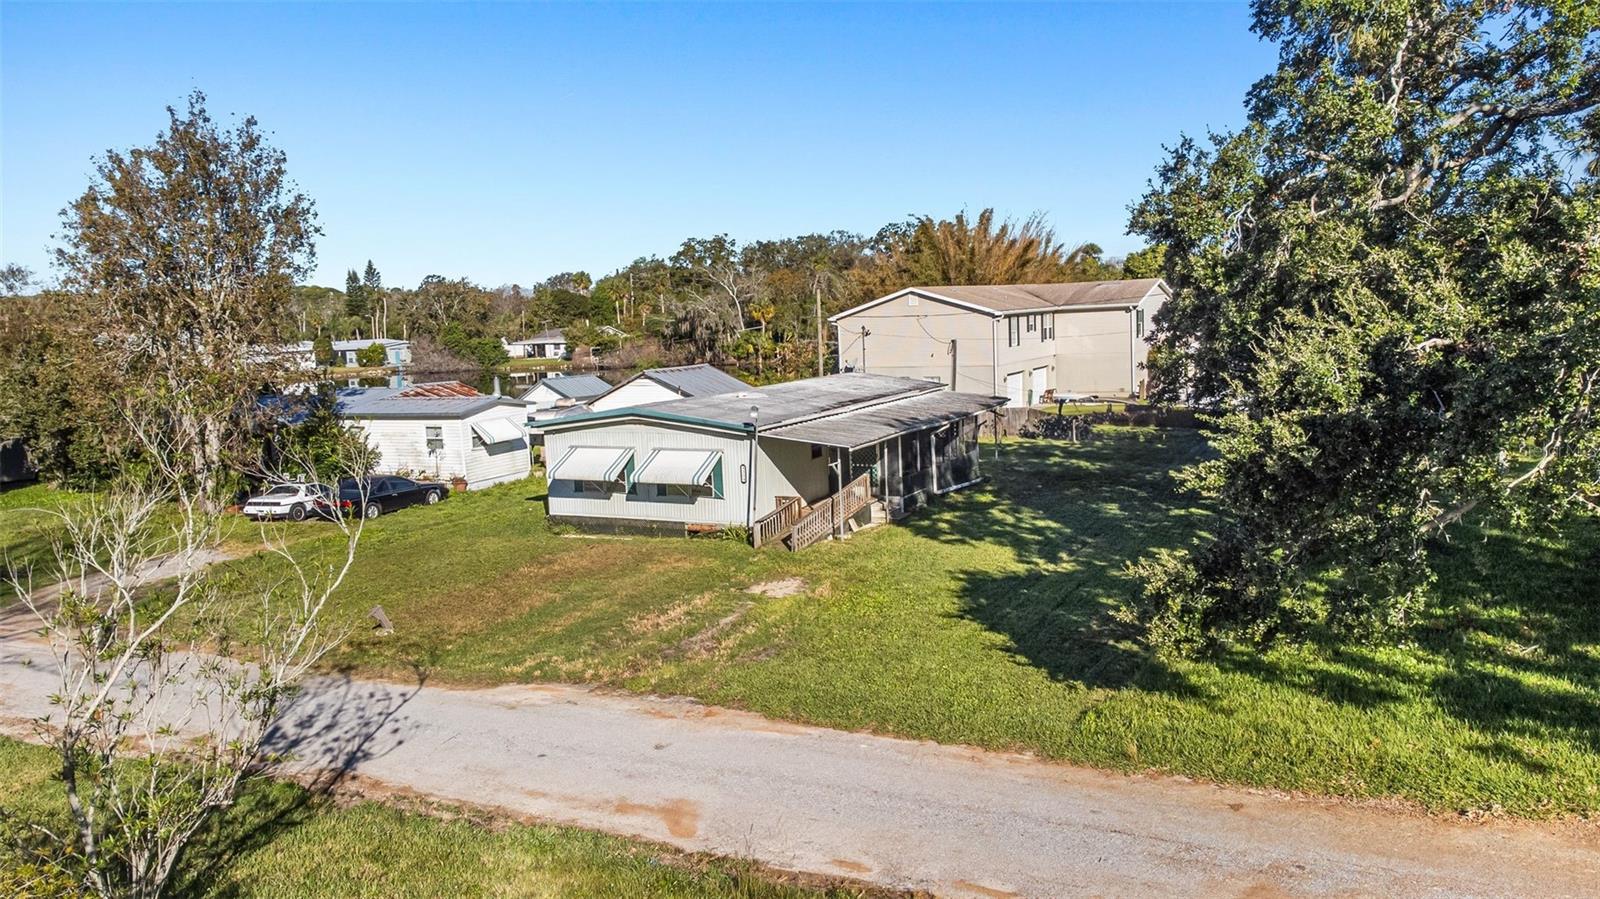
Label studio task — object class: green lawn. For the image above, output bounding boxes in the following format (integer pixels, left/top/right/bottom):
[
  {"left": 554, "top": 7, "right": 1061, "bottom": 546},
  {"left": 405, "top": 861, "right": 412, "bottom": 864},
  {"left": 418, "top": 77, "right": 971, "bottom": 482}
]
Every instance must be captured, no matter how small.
[
  {"left": 0, "top": 738, "right": 858, "bottom": 898},
  {"left": 27, "top": 429, "right": 1600, "bottom": 818},
  {"left": 1, "top": 483, "right": 90, "bottom": 602}
]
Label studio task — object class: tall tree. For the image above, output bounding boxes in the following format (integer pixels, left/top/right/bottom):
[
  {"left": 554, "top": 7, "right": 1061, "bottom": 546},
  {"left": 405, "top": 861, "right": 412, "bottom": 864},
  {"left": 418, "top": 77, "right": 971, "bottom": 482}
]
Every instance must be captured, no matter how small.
[
  {"left": 23, "top": 90, "right": 374, "bottom": 898},
  {"left": 344, "top": 268, "right": 368, "bottom": 320},
  {"left": 1126, "top": 0, "right": 1600, "bottom": 652}
]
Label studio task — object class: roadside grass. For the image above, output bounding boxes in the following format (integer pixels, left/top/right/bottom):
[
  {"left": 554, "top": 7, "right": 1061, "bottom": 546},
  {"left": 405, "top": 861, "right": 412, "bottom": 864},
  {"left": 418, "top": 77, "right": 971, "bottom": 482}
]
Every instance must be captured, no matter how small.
[
  {"left": 44, "top": 428, "right": 1600, "bottom": 817},
  {"left": 0, "top": 738, "right": 857, "bottom": 898},
  {"left": 0, "top": 483, "right": 90, "bottom": 602}
]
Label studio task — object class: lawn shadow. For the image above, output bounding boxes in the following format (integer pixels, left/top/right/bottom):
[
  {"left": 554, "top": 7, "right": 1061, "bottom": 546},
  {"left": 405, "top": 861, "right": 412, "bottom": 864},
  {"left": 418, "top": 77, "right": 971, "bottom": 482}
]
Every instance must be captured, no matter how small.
[
  {"left": 170, "top": 665, "right": 427, "bottom": 898},
  {"left": 906, "top": 432, "right": 1214, "bottom": 697}
]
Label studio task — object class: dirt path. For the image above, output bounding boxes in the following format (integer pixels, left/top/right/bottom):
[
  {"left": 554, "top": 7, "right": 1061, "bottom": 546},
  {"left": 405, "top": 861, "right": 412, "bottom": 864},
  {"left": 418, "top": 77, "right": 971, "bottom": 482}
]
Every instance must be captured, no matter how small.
[
  {"left": 0, "top": 547, "right": 237, "bottom": 638},
  {"left": 1, "top": 639, "right": 1595, "bottom": 898}
]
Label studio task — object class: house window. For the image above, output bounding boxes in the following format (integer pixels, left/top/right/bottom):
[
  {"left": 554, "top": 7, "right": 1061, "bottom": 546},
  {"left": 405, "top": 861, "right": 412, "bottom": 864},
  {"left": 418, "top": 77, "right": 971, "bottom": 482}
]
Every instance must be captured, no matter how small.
[
  {"left": 1136, "top": 308, "right": 1147, "bottom": 338},
  {"left": 576, "top": 480, "right": 614, "bottom": 497},
  {"left": 810, "top": 444, "right": 823, "bottom": 459},
  {"left": 656, "top": 483, "right": 709, "bottom": 499},
  {"left": 425, "top": 426, "right": 444, "bottom": 451},
  {"left": 1025, "top": 314, "right": 1036, "bottom": 333},
  {"left": 1007, "top": 316, "right": 1021, "bottom": 347},
  {"left": 1042, "top": 315, "right": 1054, "bottom": 341}
]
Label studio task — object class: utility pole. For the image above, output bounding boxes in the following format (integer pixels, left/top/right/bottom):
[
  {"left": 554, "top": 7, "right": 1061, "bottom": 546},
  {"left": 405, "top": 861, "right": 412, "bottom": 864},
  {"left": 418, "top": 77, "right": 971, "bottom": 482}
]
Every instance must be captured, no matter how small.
[
  {"left": 948, "top": 338, "right": 958, "bottom": 390},
  {"left": 861, "top": 327, "right": 870, "bottom": 372},
  {"left": 815, "top": 283, "right": 825, "bottom": 376}
]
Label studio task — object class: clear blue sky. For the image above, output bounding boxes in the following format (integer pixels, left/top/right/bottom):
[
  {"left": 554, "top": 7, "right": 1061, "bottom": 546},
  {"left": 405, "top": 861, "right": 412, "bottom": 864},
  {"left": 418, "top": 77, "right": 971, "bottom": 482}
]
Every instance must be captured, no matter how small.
[{"left": 2, "top": 2, "right": 1275, "bottom": 290}]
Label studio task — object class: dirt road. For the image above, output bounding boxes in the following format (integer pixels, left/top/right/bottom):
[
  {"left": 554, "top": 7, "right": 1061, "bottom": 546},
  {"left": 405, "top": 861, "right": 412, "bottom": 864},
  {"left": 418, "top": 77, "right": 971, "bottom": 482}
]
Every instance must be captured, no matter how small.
[{"left": 1, "top": 636, "right": 1594, "bottom": 898}]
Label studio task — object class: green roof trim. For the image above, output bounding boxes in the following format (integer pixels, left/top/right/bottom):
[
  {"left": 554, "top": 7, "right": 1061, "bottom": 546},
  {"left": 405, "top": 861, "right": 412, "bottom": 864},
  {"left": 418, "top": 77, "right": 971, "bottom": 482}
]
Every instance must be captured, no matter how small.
[{"left": 537, "top": 407, "right": 751, "bottom": 434}]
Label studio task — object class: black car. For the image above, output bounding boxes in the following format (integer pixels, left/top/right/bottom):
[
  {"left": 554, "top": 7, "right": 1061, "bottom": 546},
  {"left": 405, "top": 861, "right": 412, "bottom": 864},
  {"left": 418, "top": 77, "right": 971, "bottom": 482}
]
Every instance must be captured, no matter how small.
[{"left": 337, "top": 476, "right": 449, "bottom": 519}]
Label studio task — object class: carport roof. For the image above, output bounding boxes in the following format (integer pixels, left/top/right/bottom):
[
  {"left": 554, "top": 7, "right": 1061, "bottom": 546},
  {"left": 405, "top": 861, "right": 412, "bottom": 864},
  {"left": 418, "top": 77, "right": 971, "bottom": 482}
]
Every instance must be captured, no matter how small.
[
  {"left": 764, "top": 391, "right": 1005, "bottom": 450},
  {"left": 542, "top": 372, "right": 1004, "bottom": 447}
]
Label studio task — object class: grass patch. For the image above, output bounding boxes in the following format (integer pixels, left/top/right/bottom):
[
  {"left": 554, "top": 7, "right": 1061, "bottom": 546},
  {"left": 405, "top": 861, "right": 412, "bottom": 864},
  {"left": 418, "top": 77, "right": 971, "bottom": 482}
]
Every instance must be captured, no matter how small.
[
  {"left": 0, "top": 737, "right": 861, "bottom": 898},
  {"left": 47, "top": 428, "right": 1600, "bottom": 817}
]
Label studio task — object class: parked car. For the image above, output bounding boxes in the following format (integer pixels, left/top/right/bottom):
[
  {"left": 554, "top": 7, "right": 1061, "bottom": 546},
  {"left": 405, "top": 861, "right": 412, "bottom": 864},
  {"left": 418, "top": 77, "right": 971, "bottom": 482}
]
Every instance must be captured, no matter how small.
[
  {"left": 241, "top": 483, "right": 334, "bottom": 522},
  {"left": 337, "top": 476, "right": 449, "bottom": 520}
]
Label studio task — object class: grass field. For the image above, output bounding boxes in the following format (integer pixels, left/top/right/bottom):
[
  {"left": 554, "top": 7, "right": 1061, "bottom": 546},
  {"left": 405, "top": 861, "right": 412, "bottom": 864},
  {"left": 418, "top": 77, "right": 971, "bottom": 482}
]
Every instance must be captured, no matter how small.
[
  {"left": 14, "top": 428, "right": 1600, "bottom": 818},
  {"left": 0, "top": 738, "right": 857, "bottom": 898}
]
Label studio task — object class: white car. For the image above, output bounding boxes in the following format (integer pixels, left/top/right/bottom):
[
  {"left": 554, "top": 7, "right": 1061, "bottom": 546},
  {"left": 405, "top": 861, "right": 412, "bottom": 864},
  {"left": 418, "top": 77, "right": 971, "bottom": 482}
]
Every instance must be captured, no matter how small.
[{"left": 241, "top": 483, "right": 333, "bottom": 522}]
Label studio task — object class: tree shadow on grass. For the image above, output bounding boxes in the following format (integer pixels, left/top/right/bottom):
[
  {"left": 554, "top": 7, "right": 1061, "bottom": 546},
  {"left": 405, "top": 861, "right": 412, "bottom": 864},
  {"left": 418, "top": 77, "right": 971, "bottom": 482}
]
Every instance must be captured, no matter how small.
[
  {"left": 169, "top": 665, "right": 427, "bottom": 898},
  {"left": 905, "top": 433, "right": 1215, "bottom": 698},
  {"left": 908, "top": 432, "right": 1600, "bottom": 771}
]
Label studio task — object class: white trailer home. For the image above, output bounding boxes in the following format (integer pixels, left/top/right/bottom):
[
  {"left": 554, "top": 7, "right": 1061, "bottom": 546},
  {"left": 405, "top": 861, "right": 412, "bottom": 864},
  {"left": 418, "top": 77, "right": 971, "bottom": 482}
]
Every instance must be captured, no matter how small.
[
  {"left": 587, "top": 364, "right": 750, "bottom": 411},
  {"left": 829, "top": 279, "right": 1171, "bottom": 405},
  {"left": 540, "top": 373, "right": 1005, "bottom": 546},
  {"left": 338, "top": 381, "right": 530, "bottom": 490}
]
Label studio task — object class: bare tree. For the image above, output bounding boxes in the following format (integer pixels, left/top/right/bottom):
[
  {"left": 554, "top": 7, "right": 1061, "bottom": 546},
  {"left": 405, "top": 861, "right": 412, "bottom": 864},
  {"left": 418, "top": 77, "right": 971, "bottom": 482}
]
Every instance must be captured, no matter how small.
[
  {"left": 1, "top": 91, "right": 374, "bottom": 898},
  {"left": 9, "top": 436, "right": 372, "bottom": 897}
]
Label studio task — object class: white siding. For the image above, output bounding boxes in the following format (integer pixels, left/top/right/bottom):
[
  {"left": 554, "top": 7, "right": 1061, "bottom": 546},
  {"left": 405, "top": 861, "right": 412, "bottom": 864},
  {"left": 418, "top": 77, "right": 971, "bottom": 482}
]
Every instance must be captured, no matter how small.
[
  {"left": 348, "top": 406, "right": 530, "bottom": 491},
  {"left": 589, "top": 379, "right": 682, "bottom": 412},
  {"left": 543, "top": 420, "right": 831, "bottom": 527},
  {"left": 831, "top": 292, "right": 998, "bottom": 394},
  {"left": 1055, "top": 308, "right": 1134, "bottom": 394},
  {"left": 460, "top": 406, "right": 532, "bottom": 489}
]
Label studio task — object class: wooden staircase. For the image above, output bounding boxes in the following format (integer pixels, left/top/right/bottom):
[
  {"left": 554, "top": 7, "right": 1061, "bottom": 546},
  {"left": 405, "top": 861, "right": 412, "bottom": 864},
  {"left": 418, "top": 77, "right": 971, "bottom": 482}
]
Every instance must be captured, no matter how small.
[{"left": 753, "top": 472, "right": 874, "bottom": 550}]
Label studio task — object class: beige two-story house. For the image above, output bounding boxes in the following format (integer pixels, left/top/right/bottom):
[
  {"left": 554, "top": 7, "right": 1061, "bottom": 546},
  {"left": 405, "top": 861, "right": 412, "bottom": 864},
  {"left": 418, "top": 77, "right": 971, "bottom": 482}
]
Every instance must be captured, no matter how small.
[{"left": 829, "top": 279, "right": 1170, "bottom": 406}]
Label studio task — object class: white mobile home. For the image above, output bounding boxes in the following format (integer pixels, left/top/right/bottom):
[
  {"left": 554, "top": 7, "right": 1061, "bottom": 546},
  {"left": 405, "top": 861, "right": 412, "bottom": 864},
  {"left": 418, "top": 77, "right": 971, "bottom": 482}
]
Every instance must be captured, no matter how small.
[
  {"left": 505, "top": 329, "right": 569, "bottom": 360},
  {"left": 587, "top": 364, "right": 750, "bottom": 412},
  {"left": 829, "top": 279, "right": 1171, "bottom": 405},
  {"left": 519, "top": 373, "right": 612, "bottom": 413},
  {"left": 541, "top": 373, "right": 1005, "bottom": 542},
  {"left": 338, "top": 381, "right": 530, "bottom": 490}
]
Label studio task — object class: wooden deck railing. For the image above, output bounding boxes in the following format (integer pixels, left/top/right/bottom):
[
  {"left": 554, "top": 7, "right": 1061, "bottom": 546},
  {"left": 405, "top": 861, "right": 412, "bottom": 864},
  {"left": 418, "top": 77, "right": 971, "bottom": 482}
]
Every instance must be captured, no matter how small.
[
  {"left": 774, "top": 473, "right": 873, "bottom": 551},
  {"left": 789, "top": 501, "right": 835, "bottom": 550},
  {"left": 753, "top": 495, "right": 803, "bottom": 548}
]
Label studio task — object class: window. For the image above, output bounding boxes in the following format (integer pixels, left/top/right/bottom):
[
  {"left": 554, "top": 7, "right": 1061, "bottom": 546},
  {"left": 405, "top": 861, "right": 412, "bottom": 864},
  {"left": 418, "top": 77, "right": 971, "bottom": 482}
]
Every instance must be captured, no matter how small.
[
  {"left": 810, "top": 444, "right": 823, "bottom": 459},
  {"left": 1042, "top": 314, "right": 1054, "bottom": 341},
  {"left": 656, "top": 483, "right": 710, "bottom": 499},
  {"left": 1007, "top": 316, "right": 1021, "bottom": 347},
  {"left": 1025, "top": 314, "right": 1037, "bottom": 333},
  {"left": 576, "top": 480, "right": 614, "bottom": 496},
  {"left": 1136, "top": 308, "right": 1147, "bottom": 338},
  {"left": 425, "top": 425, "right": 444, "bottom": 451}
]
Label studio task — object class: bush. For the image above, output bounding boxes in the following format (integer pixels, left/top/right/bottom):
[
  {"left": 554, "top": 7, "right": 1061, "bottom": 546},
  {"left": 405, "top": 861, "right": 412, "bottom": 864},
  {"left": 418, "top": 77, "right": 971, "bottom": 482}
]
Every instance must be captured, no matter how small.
[
  {"left": 355, "top": 342, "right": 388, "bottom": 368},
  {"left": 312, "top": 335, "right": 336, "bottom": 367}
]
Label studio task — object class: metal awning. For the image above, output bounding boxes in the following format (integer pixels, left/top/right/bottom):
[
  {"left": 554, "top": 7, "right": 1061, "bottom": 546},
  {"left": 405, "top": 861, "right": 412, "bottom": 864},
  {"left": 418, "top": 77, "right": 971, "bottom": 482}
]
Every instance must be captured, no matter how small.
[
  {"left": 634, "top": 448, "right": 722, "bottom": 486},
  {"left": 764, "top": 391, "right": 1006, "bottom": 450},
  {"left": 548, "top": 446, "right": 633, "bottom": 482},
  {"left": 470, "top": 417, "right": 526, "bottom": 445}
]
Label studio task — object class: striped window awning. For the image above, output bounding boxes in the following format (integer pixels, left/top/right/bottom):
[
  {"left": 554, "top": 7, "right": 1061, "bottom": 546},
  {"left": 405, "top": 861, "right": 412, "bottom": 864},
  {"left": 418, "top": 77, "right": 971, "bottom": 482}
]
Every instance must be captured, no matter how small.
[
  {"left": 633, "top": 449, "right": 722, "bottom": 486},
  {"left": 549, "top": 446, "right": 633, "bottom": 482},
  {"left": 470, "top": 417, "right": 526, "bottom": 445}
]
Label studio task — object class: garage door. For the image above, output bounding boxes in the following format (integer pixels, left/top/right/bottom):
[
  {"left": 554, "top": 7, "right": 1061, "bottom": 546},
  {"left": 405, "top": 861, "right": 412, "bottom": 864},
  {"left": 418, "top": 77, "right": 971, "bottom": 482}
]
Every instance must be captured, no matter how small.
[{"left": 1005, "top": 372, "right": 1025, "bottom": 407}]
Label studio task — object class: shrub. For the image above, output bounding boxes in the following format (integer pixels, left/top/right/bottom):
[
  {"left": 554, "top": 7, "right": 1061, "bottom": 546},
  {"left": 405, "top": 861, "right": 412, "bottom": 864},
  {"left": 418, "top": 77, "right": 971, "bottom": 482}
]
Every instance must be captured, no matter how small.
[{"left": 355, "top": 342, "right": 388, "bottom": 368}]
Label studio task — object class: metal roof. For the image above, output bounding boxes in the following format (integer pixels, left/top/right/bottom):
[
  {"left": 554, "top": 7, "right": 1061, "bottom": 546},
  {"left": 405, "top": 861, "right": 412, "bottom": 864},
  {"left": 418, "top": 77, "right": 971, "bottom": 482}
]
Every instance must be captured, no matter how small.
[
  {"left": 530, "top": 374, "right": 611, "bottom": 400},
  {"left": 542, "top": 373, "right": 1000, "bottom": 447},
  {"left": 832, "top": 279, "right": 1168, "bottom": 319},
  {"left": 396, "top": 381, "right": 480, "bottom": 398},
  {"left": 336, "top": 385, "right": 523, "bottom": 419},
  {"left": 636, "top": 364, "right": 750, "bottom": 398},
  {"left": 765, "top": 390, "right": 1006, "bottom": 449}
]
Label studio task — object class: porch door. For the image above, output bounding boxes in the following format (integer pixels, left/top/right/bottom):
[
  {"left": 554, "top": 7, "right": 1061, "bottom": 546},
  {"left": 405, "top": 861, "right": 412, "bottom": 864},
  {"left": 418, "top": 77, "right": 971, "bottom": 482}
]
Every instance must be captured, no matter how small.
[
  {"left": 1031, "top": 367, "right": 1048, "bottom": 404},
  {"left": 1005, "top": 372, "right": 1025, "bottom": 407}
]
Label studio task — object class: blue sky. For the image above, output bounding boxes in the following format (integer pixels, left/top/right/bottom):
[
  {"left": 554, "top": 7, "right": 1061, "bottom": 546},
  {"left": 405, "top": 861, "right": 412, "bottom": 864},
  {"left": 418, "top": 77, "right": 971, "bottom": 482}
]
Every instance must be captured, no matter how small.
[{"left": 2, "top": 2, "right": 1276, "bottom": 289}]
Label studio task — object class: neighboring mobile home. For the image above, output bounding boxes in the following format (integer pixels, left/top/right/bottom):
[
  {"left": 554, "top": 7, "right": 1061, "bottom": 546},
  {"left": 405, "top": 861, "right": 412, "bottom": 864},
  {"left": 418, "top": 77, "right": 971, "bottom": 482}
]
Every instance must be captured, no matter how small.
[
  {"left": 587, "top": 364, "right": 750, "bottom": 412},
  {"left": 338, "top": 381, "right": 530, "bottom": 490},
  {"left": 505, "top": 329, "right": 569, "bottom": 360},
  {"left": 519, "top": 373, "right": 613, "bottom": 412},
  {"left": 541, "top": 373, "right": 1005, "bottom": 538},
  {"left": 829, "top": 279, "right": 1171, "bottom": 405}
]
